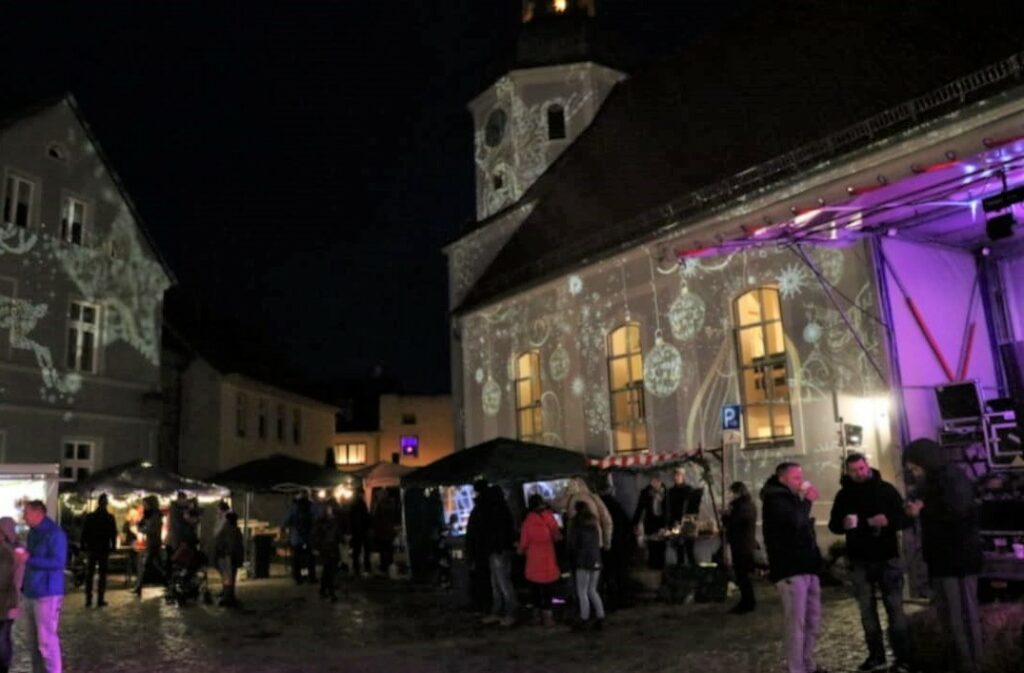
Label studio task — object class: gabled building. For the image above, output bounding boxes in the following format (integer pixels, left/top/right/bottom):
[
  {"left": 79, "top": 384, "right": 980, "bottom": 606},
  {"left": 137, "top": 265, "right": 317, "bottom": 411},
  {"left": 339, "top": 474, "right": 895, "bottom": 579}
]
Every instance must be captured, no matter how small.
[
  {"left": 0, "top": 95, "right": 174, "bottom": 480},
  {"left": 445, "top": 0, "right": 1024, "bottom": 528}
]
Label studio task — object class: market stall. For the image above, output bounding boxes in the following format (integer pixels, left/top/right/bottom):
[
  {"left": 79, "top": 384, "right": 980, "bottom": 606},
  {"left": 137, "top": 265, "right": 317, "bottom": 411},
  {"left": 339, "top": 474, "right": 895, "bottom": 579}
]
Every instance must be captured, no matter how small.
[{"left": 0, "top": 463, "right": 60, "bottom": 531}]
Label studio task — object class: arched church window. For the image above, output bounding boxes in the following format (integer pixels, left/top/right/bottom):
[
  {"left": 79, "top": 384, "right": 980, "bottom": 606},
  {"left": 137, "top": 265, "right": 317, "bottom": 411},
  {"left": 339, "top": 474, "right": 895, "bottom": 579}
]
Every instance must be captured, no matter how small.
[{"left": 515, "top": 351, "right": 543, "bottom": 443}]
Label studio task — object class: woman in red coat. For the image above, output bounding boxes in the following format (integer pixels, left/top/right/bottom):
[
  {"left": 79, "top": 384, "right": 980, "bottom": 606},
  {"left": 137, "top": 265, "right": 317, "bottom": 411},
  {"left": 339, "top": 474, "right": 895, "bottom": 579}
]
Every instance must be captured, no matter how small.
[{"left": 519, "top": 494, "right": 562, "bottom": 627}]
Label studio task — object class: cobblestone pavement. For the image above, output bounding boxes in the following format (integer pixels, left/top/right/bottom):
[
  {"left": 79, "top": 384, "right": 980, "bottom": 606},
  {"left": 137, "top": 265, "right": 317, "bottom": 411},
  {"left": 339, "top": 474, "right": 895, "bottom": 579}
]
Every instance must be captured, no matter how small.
[{"left": 11, "top": 569, "right": 912, "bottom": 673}]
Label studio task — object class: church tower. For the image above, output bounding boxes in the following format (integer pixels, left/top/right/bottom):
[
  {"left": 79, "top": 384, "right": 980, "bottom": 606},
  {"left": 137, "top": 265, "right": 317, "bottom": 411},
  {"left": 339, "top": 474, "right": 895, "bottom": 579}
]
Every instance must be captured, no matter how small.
[{"left": 468, "top": 0, "right": 625, "bottom": 220}]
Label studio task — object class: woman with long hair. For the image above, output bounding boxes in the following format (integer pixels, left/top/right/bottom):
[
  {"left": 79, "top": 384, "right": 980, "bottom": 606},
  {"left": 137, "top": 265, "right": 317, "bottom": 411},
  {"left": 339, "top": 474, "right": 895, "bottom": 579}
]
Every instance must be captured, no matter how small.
[{"left": 518, "top": 494, "right": 562, "bottom": 627}]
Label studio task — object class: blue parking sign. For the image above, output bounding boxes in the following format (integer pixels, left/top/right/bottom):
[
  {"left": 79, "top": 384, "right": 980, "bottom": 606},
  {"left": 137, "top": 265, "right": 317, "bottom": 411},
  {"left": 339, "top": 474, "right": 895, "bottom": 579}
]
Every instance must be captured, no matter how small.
[{"left": 721, "top": 404, "right": 741, "bottom": 430}]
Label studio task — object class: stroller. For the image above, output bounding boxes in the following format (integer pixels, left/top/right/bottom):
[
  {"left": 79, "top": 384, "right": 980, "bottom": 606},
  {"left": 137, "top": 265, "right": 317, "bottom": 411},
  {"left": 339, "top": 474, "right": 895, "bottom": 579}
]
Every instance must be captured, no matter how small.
[{"left": 166, "top": 541, "right": 213, "bottom": 606}]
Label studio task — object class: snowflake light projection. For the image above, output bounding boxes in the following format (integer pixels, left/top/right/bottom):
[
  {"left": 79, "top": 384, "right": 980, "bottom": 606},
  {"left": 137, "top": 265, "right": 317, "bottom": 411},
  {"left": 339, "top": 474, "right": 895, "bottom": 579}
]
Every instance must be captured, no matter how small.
[
  {"left": 644, "top": 332, "right": 683, "bottom": 398},
  {"left": 482, "top": 376, "right": 502, "bottom": 417},
  {"left": 571, "top": 376, "right": 585, "bottom": 397},
  {"left": 474, "top": 368, "right": 485, "bottom": 384},
  {"left": 568, "top": 274, "right": 583, "bottom": 296},
  {"left": 584, "top": 385, "right": 610, "bottom": 436},
  {"left": 776, "top": 264, "right": 809, "bottom": 299},
  {"left": 549, "top": 343, "right": 570, "bottom": 382},
  {"left": 680, "top": 257, "right": 701, "bottom": 278},
  {"left": 668, "top": 287, "right": 706, "bottom": 342},
  {"left": 803, "top": 321, "right": 823, "bottom": 345}
]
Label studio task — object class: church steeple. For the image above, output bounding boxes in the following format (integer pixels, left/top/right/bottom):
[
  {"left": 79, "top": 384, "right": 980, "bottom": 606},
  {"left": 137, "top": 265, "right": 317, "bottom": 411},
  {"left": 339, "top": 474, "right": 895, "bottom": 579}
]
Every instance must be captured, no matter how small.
[{"left": 517, "top": 0, "right": 602, "bottom": 68}]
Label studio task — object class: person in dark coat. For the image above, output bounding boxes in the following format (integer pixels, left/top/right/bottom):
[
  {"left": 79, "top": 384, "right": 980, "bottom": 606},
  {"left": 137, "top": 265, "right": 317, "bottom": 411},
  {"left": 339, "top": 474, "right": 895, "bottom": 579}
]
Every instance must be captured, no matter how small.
[
  {"left": 465, "top": 482, "right": 518, "bottom": 625},
  {"left": 313, "top": 502, "right": 341, "bottom": 601},
  {"left": 348, "top": 488, "right": 372, "bottom": 577},
  {"left": 828, "top": 453, "right": 912, "bottom": 672},
  {"left": 632, "top": 476, "right": 668, "bottom": 569},
  {"left": 283, "top": 492, "right": 316, "bottom": 584},
  {"left": 597, "top": 480, "right": 634, "bottom": 611},
  {"left": 667, "top": 467, "right": 700, "bottom": 567},
  {"left": 723, "top": 481, "right": 758, "bottom": 614},
  {"left": 80, "top": 493, "right": 117, "bottom": 608},
  {"left": 761, "top": 462, "right": 823, "bottom": 673},
  {"left": 0, "top": 517, "right": 27, "bottom": 673},
  {"left": 214, "top": 512, "right": 245, "bottom": 607},
  {"left": 903, "top": 438, "right": 983, "bottom": 673},
  {"left": 371, "top": 490, "right": 400, "bottom": 576},
  {"left": 568, "top": 501, "right": 606, "bottom": 630},
  {"left": 132, "top": 496, "right": 164, "bottom": 594}
]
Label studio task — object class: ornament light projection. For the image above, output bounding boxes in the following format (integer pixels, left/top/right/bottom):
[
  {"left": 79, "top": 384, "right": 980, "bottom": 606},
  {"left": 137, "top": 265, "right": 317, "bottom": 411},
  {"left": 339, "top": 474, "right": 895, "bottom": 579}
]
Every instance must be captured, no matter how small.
[
  {"left": 668, "top": 278, "right": 706, "bottom": 342},
  {"left": 642, "top": 253, "right": 683, "bottom": 398}
]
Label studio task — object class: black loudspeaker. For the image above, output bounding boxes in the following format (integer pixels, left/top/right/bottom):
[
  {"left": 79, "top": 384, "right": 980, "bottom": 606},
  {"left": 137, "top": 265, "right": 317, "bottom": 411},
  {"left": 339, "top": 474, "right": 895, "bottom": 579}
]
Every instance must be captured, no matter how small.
[{"left": 986, "top": 213, "right": 1015, "bottom": 241}]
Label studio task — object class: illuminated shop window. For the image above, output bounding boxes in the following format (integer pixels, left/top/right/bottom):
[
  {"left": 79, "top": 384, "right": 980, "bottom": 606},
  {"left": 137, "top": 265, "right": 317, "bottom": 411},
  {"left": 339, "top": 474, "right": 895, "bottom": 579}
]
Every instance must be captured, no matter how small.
[
  {"left": 292, "top": 408, "right": 301, "bottom": 444},
  {"left": 607, "top": 323, "right": 647, "bottom": 452},
  {"left": 515, "top": 351, "right": 543, "bottom": 443},
  {"left": 733, "top": 287, "right": 793, "bottom": 445},
  {"left": 61, "top": 440, "right": 94, "bottom": 481},
  {"left": 257, "top": 398, "right": 268, "bottom": 439},
  {"left": 547, "top": 104, "right": 566, "bottom": 140},
  {"left": 335, "top": 443, "right": 367, "bottom": 466},
  {"left": 236, "top": 393, "right": 247, "bottom": 438},
  {"left": 66, "top": 301, "right": 100, "bottom": 373},
  {"left": 3, "top": 174, "right": 34, "bottom": 228},
  {"left": 61, "top": 196, "right": 87, "bottom": 245},
  {"left": 276, "top": 404, "right": 286, "bottom": 442}
]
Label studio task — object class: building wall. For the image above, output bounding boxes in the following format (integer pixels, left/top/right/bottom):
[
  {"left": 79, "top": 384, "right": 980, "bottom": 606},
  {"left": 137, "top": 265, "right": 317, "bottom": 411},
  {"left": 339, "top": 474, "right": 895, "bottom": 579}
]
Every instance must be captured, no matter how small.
[
  {"left": 457, "top": 240, "right": 891, "bottom": 522},
  {"left": 378, "top": 394, "right": 454, "bottom": 468},
  {"left": 177, "top": 359, "right": 222, "bottom": 479},
  {"left": 0, "top": 100, "right": 171, "bottom": 477}
]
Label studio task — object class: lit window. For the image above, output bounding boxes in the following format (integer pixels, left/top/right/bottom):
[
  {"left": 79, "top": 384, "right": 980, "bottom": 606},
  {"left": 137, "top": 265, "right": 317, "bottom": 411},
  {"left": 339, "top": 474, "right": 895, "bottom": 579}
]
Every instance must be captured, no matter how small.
[
  {"left": 236, "top": 393, "right": 247, "bottom": 438},
  {"left": 607, "top": 323, "right": 647, "bottom": 452},
  {"left": 400, "top": 435, "right": 419, "bottom": 458},
  {"left": 61, "top": 440, "right": 94, "bottom": 481},
  {"left": 553, "top": 0, "right": 568, "bottom": 13},
  {"left": 258, "top": 399, "right": 267, "bottom": 439},
  {"left": 547, "top": 105, "right": 566, "bottom": 140},
  {"left": 61, "top": 196, "right": 87, "bottom": 245},
  {"left": 276, "top": 404, "right": 286, "bottom": 442},
  {"left": 66, "top": 301, "right": 100, "bottom": 373},
  {"left": 515, "top": 351, "right": 543, "bottom": 443},
  {"left": 3, "top": 175, "right": 34, "bottom": 228},
  {"left": 292, "top": 408, "right": 301, "bottom": 444},
  {"left": 734, "top": 287, "right": 794, "bottom": 444},
  {"left": 335, "top": 443, "right": 367, "bottom": 465}
]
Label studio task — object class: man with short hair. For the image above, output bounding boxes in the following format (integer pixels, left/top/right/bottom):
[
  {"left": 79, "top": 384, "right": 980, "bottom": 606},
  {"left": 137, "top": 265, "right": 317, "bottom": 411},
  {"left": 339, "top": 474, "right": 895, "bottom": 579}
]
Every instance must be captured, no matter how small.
[
  {"left": 466, "top": 481, "right": 518, "bottom": 626},
  {"left": 903, "top": 438, "right": 983, "bottom": 673},
  {"left": 633, "top": 476, "right": 668, "bottom": 569},
  {"left": 80, "top": 493, "right": 116, "bottom": 608},
  {"left": 762, "top": 462, "right": 825, "bottom": 673},
  {"left": 667, "top": 467, "right": 701, "bottom": 567},
  {"left": 23, "top": 500, "right": 66, "bottom": 673},
  {"left": 828, "top": 453, "right": 913, "bottom": 673}
]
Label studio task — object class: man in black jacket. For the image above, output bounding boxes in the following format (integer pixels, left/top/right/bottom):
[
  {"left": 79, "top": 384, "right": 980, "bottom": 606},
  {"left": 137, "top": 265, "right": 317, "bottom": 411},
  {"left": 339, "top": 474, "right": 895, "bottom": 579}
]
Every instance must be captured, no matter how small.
[
  {"left": 466, "top": 481, "right": 518, "bottom": 626},
  {"left": 80, "top": 493, "right": 116, "bottom": 607},
  {"left": 828, "top": 453, "right": 912, "bottom": 672},
  {"left": 632, "top": 476, "right": 668, "bottom": 569},
  {"left": 667, "top": 467, "right": 701, "bottom": 567},
  {"left": 723, "top": 481, "right": 757, "bottom": 614},
  {"left": 762, "top": 462, "right": 824, "bottom": 673},
  {"left": 903, "top": 438, "right": 983, "bottom": 673}
]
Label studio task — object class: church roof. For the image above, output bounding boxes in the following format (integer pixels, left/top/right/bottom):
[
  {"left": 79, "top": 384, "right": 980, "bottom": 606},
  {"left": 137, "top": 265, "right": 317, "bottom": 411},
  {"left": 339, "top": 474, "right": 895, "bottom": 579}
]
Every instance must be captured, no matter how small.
[{"left": 456, "top": 0, "right": 1024, "bottom": 314}]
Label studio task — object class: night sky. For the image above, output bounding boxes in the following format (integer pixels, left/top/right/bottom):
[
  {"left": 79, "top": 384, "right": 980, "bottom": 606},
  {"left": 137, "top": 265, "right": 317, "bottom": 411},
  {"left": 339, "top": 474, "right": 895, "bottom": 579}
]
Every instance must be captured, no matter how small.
[{"left": 0, "top": 1, "right": 750, "bottom": 395}]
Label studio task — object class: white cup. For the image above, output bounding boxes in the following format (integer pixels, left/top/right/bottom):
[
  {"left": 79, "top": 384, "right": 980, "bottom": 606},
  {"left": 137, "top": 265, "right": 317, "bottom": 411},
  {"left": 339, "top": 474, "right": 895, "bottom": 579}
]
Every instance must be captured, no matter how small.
[{"left": 844, "top": 514, "right": 858, "bottom": 530}]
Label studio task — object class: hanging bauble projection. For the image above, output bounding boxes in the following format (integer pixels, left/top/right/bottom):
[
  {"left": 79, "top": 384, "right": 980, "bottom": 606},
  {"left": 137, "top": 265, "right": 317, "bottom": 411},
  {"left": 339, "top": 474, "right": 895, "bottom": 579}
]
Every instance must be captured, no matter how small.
[
  {"left": 549, "top": 343, "right": 570, "bottom": 382},
  {"left": 668, "top": 287, "right": 706, "bottom": 342},
  {"left": 803, "top": 321, "right": 823, "bottom": 345},
  {"left": 644, "top": 331, "right": 683, "bottom": 398},
  {"left": 482, "top": 377, "right": 502, "bottom": 417}
]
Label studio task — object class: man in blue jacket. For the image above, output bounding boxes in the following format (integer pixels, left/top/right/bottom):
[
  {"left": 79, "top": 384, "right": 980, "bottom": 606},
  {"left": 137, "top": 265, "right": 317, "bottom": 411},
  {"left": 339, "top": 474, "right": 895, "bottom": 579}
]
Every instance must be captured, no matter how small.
[{"left": 23, "top": 499, "right": 66, "bottom": 673}]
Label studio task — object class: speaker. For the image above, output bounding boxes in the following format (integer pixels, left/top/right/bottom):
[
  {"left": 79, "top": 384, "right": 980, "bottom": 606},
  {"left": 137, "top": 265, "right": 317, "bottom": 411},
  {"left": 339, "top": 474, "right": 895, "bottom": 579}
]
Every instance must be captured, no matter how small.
[{"left": 986, "top": 213, "right": 1015, "bottom": 241}]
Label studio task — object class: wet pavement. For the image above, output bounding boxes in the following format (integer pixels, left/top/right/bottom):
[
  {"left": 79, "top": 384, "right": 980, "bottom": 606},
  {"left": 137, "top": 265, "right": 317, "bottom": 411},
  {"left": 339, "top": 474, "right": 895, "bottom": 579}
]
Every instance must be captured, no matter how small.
[{"left": 13, "top": 568, "right": 916, "bottom": 673}]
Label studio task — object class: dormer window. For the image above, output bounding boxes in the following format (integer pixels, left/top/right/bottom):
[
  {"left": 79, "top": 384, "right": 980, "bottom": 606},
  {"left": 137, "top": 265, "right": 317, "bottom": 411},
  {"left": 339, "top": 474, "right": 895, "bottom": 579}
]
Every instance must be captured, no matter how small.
[
  {"left": 484, "top": 108, "right": 507, "bottom": 148},
  {"left": 547, "top": 105, "right": 566, "bottom": 140},
  {"left": 492, "top": 171, "right": 505, "bottom": 191}
]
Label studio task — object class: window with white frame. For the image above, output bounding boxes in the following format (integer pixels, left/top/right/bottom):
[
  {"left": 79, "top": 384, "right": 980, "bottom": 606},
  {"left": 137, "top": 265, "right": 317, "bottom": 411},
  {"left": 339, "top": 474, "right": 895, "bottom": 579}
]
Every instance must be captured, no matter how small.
[
  {"left": 236, "top": 392, "right": 247, "bottom": 437},
  {"left": 276, "top": 404, "right": 286, "bottom": 442},
  {"left": 607, "top": 322, "right": 647, "bottom": 452},
  {"left": 3, "top": 174, "right": 34, "bottom": 228},
  {"left": 61, "top": 440, "right": 95, "bottom": 481},
  {"left": 66, "top": 301, "right": 100, "bottom": 373},
  {"left": 292, "top": 408, "right": 301, "bottom": 444},
  {"left": 61, "top": 196, "right": 87, "bottom": 245},
  {"left": 733, "top": 286, "right": 794, "bottom": 445},
  {"left": 515, "top": 351, "right": 543, "bottom": 443},
  {"left": 257, "top": 398, "right": 268, "bottom": 439},
  {"left": 335, "top": 443, "right": 367, "bottom": 466}
]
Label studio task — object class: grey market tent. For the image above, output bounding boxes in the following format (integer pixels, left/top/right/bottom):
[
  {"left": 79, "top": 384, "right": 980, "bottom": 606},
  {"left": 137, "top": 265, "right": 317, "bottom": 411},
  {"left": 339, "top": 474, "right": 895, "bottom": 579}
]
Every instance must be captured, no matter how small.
[
  {"left": 401, "top": 437, "right": 588, "bottom": 488},
  {"left": 74, "top": 460, "right": 229, "bottom": 499},
  {"left": 208, "top": 454, "right": 346, "bottom": 492}
]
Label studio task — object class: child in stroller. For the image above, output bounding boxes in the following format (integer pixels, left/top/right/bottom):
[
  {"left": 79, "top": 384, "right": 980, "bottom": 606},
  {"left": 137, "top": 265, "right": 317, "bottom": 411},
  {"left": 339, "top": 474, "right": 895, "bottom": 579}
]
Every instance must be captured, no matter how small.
[{"left": 166, "top": 539, "right": 212, "bottom": 606}]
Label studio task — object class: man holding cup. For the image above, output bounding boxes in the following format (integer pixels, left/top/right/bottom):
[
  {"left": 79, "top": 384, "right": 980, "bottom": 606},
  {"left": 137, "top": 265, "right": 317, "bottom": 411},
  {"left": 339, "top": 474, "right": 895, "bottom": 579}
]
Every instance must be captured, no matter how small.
[
  {"left": 762, "top": 462, "right": 825, "bottom": 673},
  {"left": 828, "top": 453, "right": 913, "bottom": 673}
]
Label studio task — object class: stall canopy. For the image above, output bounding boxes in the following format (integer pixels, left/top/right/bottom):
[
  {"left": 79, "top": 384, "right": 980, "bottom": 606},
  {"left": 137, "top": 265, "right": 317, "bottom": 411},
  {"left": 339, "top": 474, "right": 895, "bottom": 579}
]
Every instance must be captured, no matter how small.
[
  {"left": 401, "top": 437, "right": 588, "bottom": 488},
  {"left": 352, "top": 461, "right": 413, "bottom": 495},
  {"left": 75, "top": 460, "right": 229, "bottom": 499},
  {"left": 208, "top": 453, "right": 346, "bottom": 493}
]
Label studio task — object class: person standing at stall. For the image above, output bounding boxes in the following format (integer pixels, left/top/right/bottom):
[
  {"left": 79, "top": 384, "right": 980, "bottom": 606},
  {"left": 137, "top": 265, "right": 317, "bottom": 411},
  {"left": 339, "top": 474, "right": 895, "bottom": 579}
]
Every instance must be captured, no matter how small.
[
  {"left": 761, "top": 463, "right": 823, "bottom": 673},
  {"left": 283, "top": 492, "right": 316, "bottom": 585},
  {"left": 371, "top": 491, "right": 400, "bottom": 577},
  {"left": 633, "top": 476, "right": 668, "bottom": 569},
  {"left": 349, "top": 488, "right": 372, "bottom": 577},
  {"left": 80, "top": 493, "right": 116, "bottom": 608},
  {"left": 567, "top": 501, "right": 606, "bottom": 631},
  {"left": 133, "top": 496, "right": 164, "bottom": 595},
  {"left": 23, "top": 500, "right": 67, "bottom": 673},
  {"left": 0, "top": 517, "right": 27, "bottom": 673},
  {"left": 313, "top": 502, "right": 341, "bottom": 602},
  {"left": 596, "top": 480, "right": 633, "bottom": 611},
  {"left": 723, "top": 481, "right": 758, "bottom": 614},
  {"left": 667, "top": 467, "right": 700, "bottom": 567},
  {"left": 903, "top": 438, "right": 983, "bottom": 673},
  {"left": 466, "top": 482, "right": 518, "bottom": 626},
  {"left": 519, "top": 494, "right": 562, "bottom": 627},
  {"left": 214, "top": 512, "right": 245, "bottom": 608}
]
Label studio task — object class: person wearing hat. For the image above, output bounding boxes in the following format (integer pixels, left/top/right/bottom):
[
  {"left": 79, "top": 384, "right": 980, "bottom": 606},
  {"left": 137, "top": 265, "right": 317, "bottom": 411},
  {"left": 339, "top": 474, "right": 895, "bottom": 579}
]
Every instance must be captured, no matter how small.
[
  {"left": 0, "top": 517, "right": 28, "bottom": 673},
  {"left": 80, "top": 494, "right": 117, "bottom": 607},
  {"left": 902, "top": 438, "right": 983, "bottom": 673}
]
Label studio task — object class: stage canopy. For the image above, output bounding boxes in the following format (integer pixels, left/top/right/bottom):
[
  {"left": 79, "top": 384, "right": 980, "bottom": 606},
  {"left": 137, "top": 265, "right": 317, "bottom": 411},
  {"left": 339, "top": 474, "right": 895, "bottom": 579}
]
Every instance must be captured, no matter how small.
[
  {"left": 401, "top": 437, "right": 588, "bottom": 488},
  {"left": 208, "top": 453, "right": 346, "bottom": 493},
  {"left": 75, "top": 460, "right": 229, "bottom": 499}
]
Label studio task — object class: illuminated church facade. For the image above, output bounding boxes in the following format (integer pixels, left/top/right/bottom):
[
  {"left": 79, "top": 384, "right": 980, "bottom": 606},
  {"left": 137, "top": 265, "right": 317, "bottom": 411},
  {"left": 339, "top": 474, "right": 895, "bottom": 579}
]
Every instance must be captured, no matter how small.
[
  {"left": 0, "top": 96, "right": 174, "bottom": 481},
  {"left": 445, "top": 1, "right": 1024, "bottom": 517}
]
